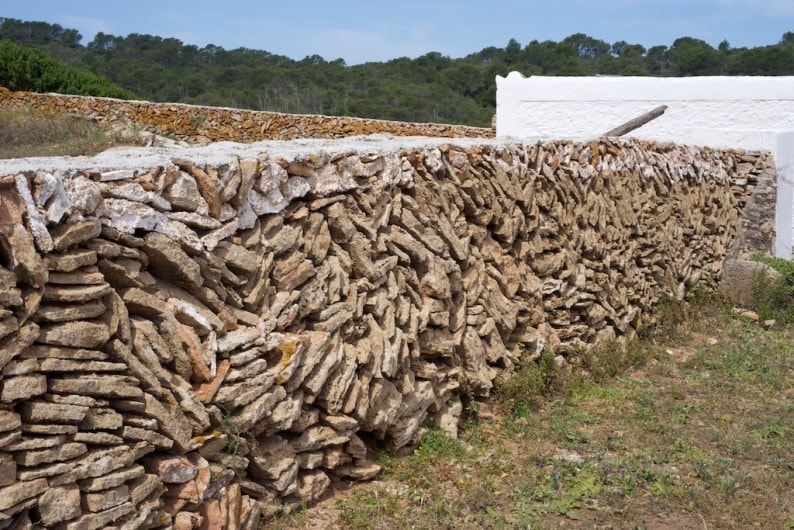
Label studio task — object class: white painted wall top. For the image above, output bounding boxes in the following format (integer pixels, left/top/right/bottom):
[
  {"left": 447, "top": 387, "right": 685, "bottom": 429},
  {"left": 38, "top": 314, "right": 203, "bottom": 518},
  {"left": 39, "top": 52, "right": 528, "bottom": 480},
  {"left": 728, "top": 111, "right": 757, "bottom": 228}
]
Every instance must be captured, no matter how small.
[
  {"left": 495, "top": 73, "right": 794, "bottom": 149},
  {"left": 495, "top": 73, "right": 794, "bottom": 258}
]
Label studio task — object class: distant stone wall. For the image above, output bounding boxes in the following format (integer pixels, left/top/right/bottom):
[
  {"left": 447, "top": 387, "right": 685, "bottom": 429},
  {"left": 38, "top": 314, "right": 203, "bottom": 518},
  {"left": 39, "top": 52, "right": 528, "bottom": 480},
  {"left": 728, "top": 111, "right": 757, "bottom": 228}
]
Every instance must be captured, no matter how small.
[
  {"left": 0, "top": 89, "right": 493, "bottom": 143},
  {"left": 0, "top": 137, "right": 758, "bottom": 529}
]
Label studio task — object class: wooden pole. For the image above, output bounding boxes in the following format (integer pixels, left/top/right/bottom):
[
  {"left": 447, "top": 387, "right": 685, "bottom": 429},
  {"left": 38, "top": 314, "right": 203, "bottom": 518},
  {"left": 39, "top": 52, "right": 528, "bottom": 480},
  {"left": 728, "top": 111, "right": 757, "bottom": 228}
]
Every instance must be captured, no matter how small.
[{"left": 603, "top": 105, "right": 668, "bottom": 137}]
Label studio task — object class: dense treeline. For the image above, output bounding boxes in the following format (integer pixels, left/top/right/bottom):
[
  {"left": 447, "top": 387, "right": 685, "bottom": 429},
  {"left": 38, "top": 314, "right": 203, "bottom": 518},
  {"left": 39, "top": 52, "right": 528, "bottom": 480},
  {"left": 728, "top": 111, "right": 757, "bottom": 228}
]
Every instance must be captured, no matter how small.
[
  {"left": 1, "top": 17, "right": 793, "bottom": 127},
  {"left": 0, "top": 40, "right": 133, "bottom": 99}
]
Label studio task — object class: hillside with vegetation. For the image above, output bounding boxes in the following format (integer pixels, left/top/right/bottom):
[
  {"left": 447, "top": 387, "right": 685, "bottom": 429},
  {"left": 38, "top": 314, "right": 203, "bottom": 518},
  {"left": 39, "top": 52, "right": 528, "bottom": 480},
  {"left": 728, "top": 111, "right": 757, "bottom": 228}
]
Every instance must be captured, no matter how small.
[
  {"left": 0, "top": 39, "right": 132, "bottom": 99},
  {"left": 1, "top": 17, "right": 794, "bottom": 126}
]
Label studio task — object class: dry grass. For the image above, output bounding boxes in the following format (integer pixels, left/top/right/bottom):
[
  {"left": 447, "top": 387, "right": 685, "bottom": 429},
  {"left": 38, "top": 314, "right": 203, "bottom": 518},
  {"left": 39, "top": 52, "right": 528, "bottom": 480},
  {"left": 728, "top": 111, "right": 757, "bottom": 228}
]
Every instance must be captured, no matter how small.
[
  {"left": 0, "top": 104, "right": 144, "bottom": 159},
  {"left": 266, "top": 291, "right": 794, "bottom": 529}
]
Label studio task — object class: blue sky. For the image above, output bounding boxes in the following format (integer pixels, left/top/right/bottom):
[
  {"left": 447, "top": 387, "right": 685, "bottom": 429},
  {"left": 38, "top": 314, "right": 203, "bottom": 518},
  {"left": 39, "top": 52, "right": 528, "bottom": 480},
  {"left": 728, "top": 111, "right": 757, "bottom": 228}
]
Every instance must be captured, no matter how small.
[{"left": 3, "top": 1, "right": 793, "bottom": 64}]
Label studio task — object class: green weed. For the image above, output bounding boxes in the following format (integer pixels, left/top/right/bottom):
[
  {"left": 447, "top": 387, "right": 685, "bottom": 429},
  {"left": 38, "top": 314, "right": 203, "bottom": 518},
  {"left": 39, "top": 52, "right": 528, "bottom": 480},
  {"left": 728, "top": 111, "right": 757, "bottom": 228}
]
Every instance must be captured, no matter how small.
[{"left": 335, "top": 490, "right": 400, "bottom": 530}]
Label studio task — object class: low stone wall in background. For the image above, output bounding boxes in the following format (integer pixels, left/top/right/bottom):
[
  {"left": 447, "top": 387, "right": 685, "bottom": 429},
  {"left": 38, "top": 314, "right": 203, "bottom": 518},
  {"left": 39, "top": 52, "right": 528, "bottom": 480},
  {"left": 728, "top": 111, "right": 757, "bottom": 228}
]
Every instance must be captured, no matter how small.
[
  {"left": 0, "top": 89, "right": 494, "bottom": 143},
  {"left": 0, "top": 137, "right": 763, "bottom": 529}
]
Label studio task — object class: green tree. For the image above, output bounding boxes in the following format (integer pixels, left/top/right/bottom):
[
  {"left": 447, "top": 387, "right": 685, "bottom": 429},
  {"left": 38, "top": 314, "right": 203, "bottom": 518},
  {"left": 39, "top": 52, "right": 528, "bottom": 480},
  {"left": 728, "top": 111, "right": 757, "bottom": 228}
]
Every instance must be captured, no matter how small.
[
  {"left": 726, "top": 46, "right": 794, "bottom": 75},
  {"left": 3, "top": 17, "right": 794, "bottom": 128},
  {"left": 666, "top": 37, "right": 724, "bottom": 75},
  {"left": 563, "top": 33, "right": 610, "bottom": 59},
  {"left": 645, "top": 45, "right": 670, "bottom": 74},
  {"left": 0, "top": 40, "right": 133, "bottom": 98},
  {"left": 523, "top": 40, "right": 581, "bottom": 74},
  {"left": 0, "top": 18, "right": 81, "bottom": 47}
]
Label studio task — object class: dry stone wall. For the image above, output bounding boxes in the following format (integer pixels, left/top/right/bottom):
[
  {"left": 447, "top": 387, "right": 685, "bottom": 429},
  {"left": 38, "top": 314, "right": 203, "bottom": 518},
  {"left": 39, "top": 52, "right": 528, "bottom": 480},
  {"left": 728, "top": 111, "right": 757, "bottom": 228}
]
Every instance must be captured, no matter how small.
[
  {"left": 0, "top": 137, "right": 760, "bottom": 529},
  {"left": 0, "top": 89, "right": 493, "bottom": 144},
  {"left": 725, "top": 151, "right": 777, "bottom": 258}
]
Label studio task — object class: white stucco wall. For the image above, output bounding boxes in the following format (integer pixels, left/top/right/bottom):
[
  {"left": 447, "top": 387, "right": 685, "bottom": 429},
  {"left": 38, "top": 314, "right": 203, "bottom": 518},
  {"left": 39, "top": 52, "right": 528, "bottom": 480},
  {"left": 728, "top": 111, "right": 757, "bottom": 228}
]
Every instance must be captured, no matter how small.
[
  {"left": 495, "top": 73, "right": 794, "bottom": 258},
  {"left": 776, "top": 132, "right": 794, "bottom": 259}
]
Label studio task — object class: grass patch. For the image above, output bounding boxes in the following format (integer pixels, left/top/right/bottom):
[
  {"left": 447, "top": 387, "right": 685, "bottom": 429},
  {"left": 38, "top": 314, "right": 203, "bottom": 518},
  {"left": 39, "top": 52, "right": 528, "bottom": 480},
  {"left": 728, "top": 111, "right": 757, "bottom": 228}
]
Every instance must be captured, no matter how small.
[
  {"left": 0, "top": 104, "right": 143, "bottom": 159},
  {"left": 268, "top": 288, "right": 793, "bottom": 529},
  {"left": 750, "top": 252, "right": 794, "bottom": 323}
]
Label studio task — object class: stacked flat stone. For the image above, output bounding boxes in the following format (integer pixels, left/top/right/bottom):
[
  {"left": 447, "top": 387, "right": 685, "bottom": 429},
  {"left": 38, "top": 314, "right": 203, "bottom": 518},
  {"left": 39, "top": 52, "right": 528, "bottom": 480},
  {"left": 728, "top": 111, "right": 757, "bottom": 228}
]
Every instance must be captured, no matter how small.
[
  {"left": 0, "top": 89, "right": 493, "bottom": 144},
  {"left": 0, "top": 137, "right": 761, "bottom": 528}
]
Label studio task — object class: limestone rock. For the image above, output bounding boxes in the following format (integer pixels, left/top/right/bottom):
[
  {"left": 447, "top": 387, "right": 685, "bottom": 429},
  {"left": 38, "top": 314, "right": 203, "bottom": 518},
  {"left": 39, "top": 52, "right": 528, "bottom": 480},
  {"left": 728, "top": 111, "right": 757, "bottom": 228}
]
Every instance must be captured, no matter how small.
[
  {"left": 63, "top": 175, "right": 103, "bottom": 217},
  {"left": 0, "top": 477, "right": 48, "bottom": 511},
  {"left": 143, "top": 455, "right": 198, "bottom": 484},
  {"left": 18, "top": 400, "right": 88, "bottom": 424},
  {"left": 214, "top": 243, "right": 258, "bottom": 274},
  {"left": 34, "top": 171, "right": 70, "bottom": 224},
  {"left": 0, "top": 224, "right": 47, "bottom": 288},
  {"left": 142, "top": 393, "right": 193, "bottom": 452},
  {"left": 719, "top": 258, "right": 784, "bottom": 306},
  {"left": 142, "top": 232, "right": 203, "bottom": 291},
  {"left": 214, "top": 370, "right": 275, "bottom": 409},
  {"left": 0, "top": 453, "right": 15, "bottom": 487},
  {"left": 290, "top": 425, "right": 349, "bottom": 453},
  {"left": 193, "top": 359, "right": 230, "bottom": 404},
  {"left": 102, "top": 197, "right": 163, "bottom": 234},
  {"left": 77, "top": 464, "right": 146, "bottom": 492},
  {"left": 50, "top": 219, "right": 102, "bottom": 251},
  {"left": 128, "top": 473, "right": 163, "bottom": 504},
  {"left": 36, "top": 299, "right": 107, "bottom": 322},
  {"left": 247, "top": 435, "right": 295, "bottom": 481},
  {"left": 121, "top": 287, "right": 167, "bottom": 317},
  {"left": 217, "top": 327, "right": 261, "bottom": 354},
  {"left": 0, "top": 316, "right": 18, "bottom": 342},
  {"left": 49, "top": 375, "right": 141, "bottom": 399},
  {"left": 45, "top": 249, "right": 97, "bottom": 273},
  {"left": 50, "top": 443, "right": 152, "bottom": 486},
  {"left": 12, "top": 442, "right": 87, "bottom": 467},
  {"left": 334, "top": 460, "right": 382, "bottom": 481},
  {"left": 231, "top": 385, "right": 287, "bottom": 432},
  {"left": 0, "top": 374, "right": 47, "bottom": 402},
  {"left": 175, "top": 511, "right": 204, "bottom": 530},
  {"left": 62, "top": 501, "right": 135, "bottom": 530},
  {"left": 164, "top": 172, "right": 203, "bottom": 211},
  {"left": 293, "top": 470, "right": 330, "bottom": 504},
  {"left": 121, "top": 426, "right": 174, "bottom": 449},
  {"left": 0, "top": 323, "right": 39, "bottom": 372},
  {"left": 14, "top": 174, "right": 53, "bottom": 252},
  {"left": 272, "top": 253, "right": 315, "bottom": 292},
  {"left": 37, "top": 321, "right": 111, "bottom": 349},
  {"left": 80, "top": 407, "right": 124, "bottom": 430},
  {"left": 42, "top": 283, "right": 112, "bottom": 303}
]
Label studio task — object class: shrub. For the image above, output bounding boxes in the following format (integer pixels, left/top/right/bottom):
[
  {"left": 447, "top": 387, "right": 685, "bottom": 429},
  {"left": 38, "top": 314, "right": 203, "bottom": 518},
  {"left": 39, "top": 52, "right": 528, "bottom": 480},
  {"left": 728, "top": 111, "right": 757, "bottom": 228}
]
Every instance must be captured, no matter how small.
[
  {"left": 0, "top": 40, "right": 133, "bottom": 98},
  {"left": 497, "top": 350, "right": 565, "bottom": 416}
]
